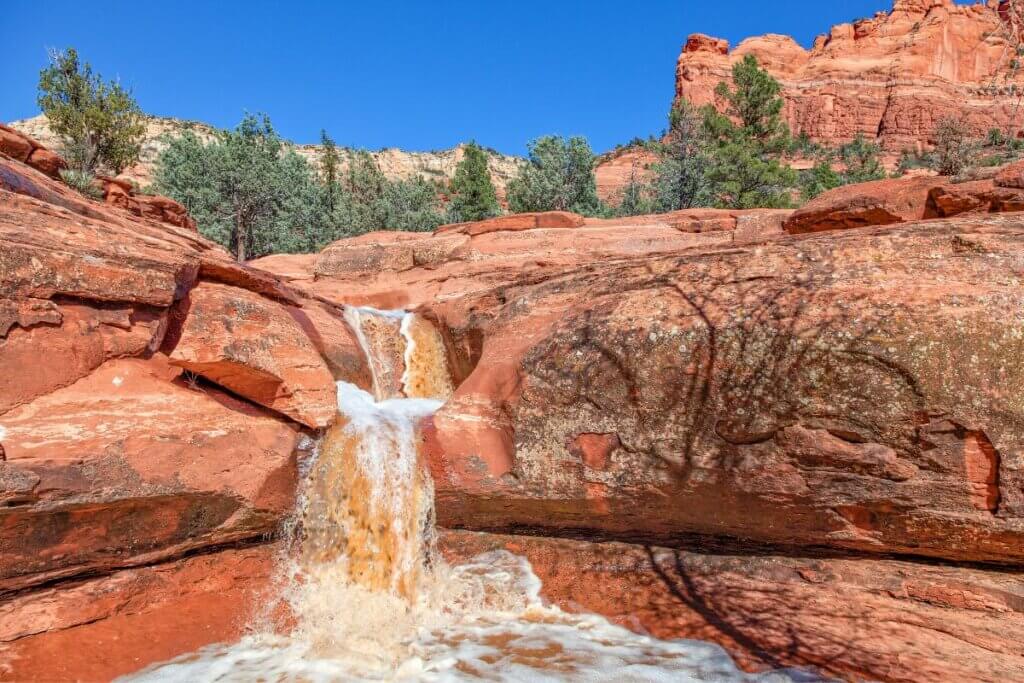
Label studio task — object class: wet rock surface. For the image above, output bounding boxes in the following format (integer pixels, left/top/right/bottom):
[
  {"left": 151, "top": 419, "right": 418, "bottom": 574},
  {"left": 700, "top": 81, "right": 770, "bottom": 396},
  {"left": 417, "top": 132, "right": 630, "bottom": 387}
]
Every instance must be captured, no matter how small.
[
  {"left": 4, "top": 120, "right": 1024, "bottom": 681},
  {"left": 439, "top": 530, "right": 1024, "bottom": 683}
]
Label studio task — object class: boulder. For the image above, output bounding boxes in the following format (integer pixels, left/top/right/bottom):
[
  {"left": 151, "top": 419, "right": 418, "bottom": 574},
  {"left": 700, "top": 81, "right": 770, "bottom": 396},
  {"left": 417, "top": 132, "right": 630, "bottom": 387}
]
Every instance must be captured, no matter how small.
[
  {"left": 25, "top": 147, "right": 65, "bottom": 178},
  {"left": 0, "top": 124, "right": 66, "bottom": 179},
  {"left": 0, "top": 124, "right": 33, "bottom": 162},
  {"left": 995, "top": 159, "right": 1024, "bottom": 189},
  {"left": 426, "top": 214, "right": 1024, "bottom": 565},
  {"left": 135, "top": 193, "right": 197, "bottom": 231},
  {"left": 0, "top": 545, "right": 278, "bottom": 682},
  {"left": 0, "top": 357, "right": 303, "bottom": 592},
  {"left": 436, "top": 211, "right": 585, "bottom": 236},
  {"left": 929, "top": 180, "right": 997, "bottom": 216},
  {"left": 786, "top": 176, "right": 946, "bottom": 235},
  {"left": 785, "top": 176, "right": 943, "bottom": 233},
  {"left": 928, "top": 179, "right": 1024, "bottom": 217},
  {"left": 168, "top": 281, "right": 338, "bottom": 428}
]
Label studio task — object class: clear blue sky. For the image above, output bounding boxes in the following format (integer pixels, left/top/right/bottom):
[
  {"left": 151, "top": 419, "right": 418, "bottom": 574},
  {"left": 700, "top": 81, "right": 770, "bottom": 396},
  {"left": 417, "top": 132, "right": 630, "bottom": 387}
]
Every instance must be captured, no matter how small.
[{"left": 0, "top": 1, "right": 964, "bottom": 155}]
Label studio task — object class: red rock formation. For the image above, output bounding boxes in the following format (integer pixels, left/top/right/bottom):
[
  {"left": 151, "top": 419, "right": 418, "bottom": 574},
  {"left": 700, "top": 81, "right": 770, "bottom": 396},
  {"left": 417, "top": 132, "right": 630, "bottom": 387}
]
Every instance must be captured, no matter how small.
[
  {"left": 995, "top": 158, "right": 1024, "bottom": 187},
  {"left": 0, "top": 121, "right": 194, "bottom": 231},
  {"left": 0, "top": 123, "right": 66, "bottom": 178},
  {"left": 97, "top": 175, "right": 197, "bottom": 230},
  {"left": 254, "top": 208, "right": 792, "bottom": 311},
  {"left": 0, "top": 150, "right": 368, "bottom": 673},
  {"left": 6, "top": 130, "right": 1024, "bottom": 682},
  {"left": 0, "top": 546, "right": 278, "bottom": 682},
  {"left": 168, "top": 281, "right": 339, "bottom": 428},
  {"left": 676, "top": 1, "right": 1024, "bottom": 152},
  {"left": 785, "top": 167, "right": 1024, "bottom": 233},
  {"left": 0, "top": 357, "right": 302, "bottom": 593},
  {"left": 786, "top": 176, "right": 946, "bottom": 233},
  {"left": 594, "top": 147, "right": 660, "bottom": 204},
  {"left": 436, "top": 210, "right": 586, "bottom": 236},
  {"left": 421, "top": 213, "right": 1024, "bottom": 566}
]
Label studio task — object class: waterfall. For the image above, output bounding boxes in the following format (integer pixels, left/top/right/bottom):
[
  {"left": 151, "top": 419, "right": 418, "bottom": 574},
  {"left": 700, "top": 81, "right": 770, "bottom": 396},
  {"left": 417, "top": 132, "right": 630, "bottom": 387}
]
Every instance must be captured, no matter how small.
[{"left": 124, "top": 308, "right": 809, "bottom": 682}]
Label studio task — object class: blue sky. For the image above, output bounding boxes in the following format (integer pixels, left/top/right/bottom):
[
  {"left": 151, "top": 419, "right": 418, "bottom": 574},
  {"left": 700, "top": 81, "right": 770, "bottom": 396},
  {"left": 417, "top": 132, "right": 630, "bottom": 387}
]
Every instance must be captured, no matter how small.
[{"left": 0, "top": 1, "right": 967, "bottom": 155}]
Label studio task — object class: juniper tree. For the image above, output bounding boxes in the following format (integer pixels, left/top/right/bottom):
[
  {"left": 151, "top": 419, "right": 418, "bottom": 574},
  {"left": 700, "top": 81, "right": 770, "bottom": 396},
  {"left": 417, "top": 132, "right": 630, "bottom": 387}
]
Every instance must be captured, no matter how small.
[
  {"left": 651, "top": 101, "right": 710, "bottom": 211},
  {"left": 319, "top": 129, "right": 342, "bottom": 213},
  {"left": 932, "top": 117, "right": 978, "bottom": 176},
  {"left": 156, "top": 117, "right": 447, "bottom": 256},
  {"left": 702, "top": 55, "right": 797, "bottom": 208},
  {"left": 155, "top": 113, "right": 323, "bottom": 260},
  {"left": 839, "top": 133, "right": 887, "bottom": 184},
  {"left": 448, "top": 141, "right": 500, "bottom": 222},
  {"left": 507, "top": 135, "right": 602, "bottom": 215},
  {"left": 37, "top": 47, "right": 145, "bottom": 174}
]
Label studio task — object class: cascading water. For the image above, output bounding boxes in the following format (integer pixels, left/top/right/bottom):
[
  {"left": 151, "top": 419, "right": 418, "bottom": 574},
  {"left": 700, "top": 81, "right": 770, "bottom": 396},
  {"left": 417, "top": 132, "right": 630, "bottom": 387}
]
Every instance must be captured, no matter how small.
[{"left": 124, "top": 308, "right": 812, "bottom": 683}]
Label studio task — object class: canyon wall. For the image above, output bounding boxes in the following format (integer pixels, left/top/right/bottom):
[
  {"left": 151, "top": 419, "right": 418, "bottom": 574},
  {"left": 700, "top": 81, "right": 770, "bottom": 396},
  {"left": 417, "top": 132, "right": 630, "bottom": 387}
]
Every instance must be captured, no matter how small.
[{"left": 677, "top": 0, "right": 1024, "bottom": 152}]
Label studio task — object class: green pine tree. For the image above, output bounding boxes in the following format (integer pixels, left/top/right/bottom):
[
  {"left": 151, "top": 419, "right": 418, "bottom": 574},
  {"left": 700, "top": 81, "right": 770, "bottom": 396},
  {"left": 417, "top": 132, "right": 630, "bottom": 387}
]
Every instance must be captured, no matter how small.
[
  {"left": 507, "top": 135, "right": 602, "bottom": 216},
  {"left": 839, "top": 133, "right": 887, "bottom": 184},
  {"left": 319, "top": 129, "right": 342, "bottom": 213},
  {"left": 799, "top": 160, "right": 843, "bottom": 201},
  {"left": 448, "top": 141, "right": 500, "bottom": 222},
  {"left": 702, "top": 55, "right": 797, "bottom": 208},
  {"left": 713, "top": 54, "right": 788, "bottom": 150},
  {"left": 156, "top": 118, "right": 447, "bottom": 256},
  {"left": 155, "top": 113, "right": 325, "bottom": 260},
  {"left": 651, "top": 101, "right": 710, "bottom": 211},
  {"left": 37, "top": 47, "right": 145, "bottom": 174}
]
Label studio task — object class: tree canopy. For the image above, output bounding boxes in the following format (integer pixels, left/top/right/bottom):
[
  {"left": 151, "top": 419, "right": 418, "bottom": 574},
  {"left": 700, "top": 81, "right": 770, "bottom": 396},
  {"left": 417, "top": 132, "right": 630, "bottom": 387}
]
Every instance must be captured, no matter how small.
[
  {"left": 154, "top": 115, "right": 445, "bottom": 260},
  {"left": 507, "top": 135, "right": 603, "bottom": 215},
  {"left": 37, "top": 47, "right": 145, "bottom": 175},
  {"left": 447, "top": 142, "right": 500, "bottom": 222},
  {"left": 650, "top": 101, "right": 710, "bottom": 212},
  {"left": 154, "top": 114, "right": 322, "bottom": 260},
  {"left": 701, "top": 55, "right": 797, "bottom": 209}
]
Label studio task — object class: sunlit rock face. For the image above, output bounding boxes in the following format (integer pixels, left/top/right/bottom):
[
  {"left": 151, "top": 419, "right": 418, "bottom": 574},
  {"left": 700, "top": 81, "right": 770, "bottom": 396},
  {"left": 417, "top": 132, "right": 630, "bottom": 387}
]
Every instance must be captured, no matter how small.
[
  {"left": 5, "top": 126, "right": 1024, "bottom": 683},
  {"left": 676, "top": 1, "right": 1024, "bottom": 154},
  {"left": 419, "top": 211, "right": 1024, "bottom": 567}
]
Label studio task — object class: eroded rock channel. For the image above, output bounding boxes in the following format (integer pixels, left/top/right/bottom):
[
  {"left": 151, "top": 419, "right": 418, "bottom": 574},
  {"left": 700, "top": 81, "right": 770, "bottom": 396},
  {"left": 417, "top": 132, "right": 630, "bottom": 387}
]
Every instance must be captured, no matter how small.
[{"left": 1, "top": 125, "right": 1023, "bottom": 682}]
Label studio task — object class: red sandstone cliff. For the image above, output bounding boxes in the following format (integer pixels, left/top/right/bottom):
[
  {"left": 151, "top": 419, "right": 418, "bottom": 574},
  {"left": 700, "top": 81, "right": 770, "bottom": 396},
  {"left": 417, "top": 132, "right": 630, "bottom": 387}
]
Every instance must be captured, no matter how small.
[{"left": 676, "top": 0, "right": 1024, "bottom": 152}]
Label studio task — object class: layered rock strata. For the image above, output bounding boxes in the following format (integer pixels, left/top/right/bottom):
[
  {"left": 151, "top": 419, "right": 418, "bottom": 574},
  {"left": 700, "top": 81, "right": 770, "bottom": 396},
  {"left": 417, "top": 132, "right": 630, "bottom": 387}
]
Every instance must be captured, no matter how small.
[{"left": 677, "top": 1, "right": 1024, "bottom": 152}]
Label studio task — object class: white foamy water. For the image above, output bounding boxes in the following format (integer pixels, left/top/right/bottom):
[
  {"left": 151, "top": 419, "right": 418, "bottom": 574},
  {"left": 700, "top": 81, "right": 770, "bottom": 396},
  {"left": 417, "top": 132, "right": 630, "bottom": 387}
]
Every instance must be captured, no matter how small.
[{"left": 122, "top": 309, "right": 821, "bottom": 683}]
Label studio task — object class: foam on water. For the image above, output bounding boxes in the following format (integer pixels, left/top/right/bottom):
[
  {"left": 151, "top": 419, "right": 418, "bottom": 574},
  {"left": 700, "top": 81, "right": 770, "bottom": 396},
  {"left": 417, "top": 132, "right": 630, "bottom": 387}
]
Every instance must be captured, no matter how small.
[
  {"left": 126, "top": 549, "right": 807, "bottom": 682},
  {"left": 122, "top": 309, "right": 821, "bottom": 683}
]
